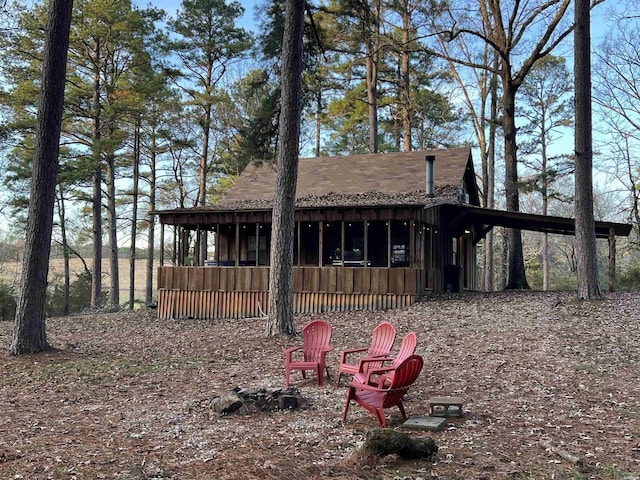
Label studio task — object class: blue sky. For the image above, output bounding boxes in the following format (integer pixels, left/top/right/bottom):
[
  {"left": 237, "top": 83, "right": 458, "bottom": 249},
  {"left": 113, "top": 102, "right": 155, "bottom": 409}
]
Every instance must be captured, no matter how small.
[
  {"left": 136, "top": 0, "right": 260, "bottom": 31},
  {"left": 138, "top": 0, "right": 623, "bottom": 51}
]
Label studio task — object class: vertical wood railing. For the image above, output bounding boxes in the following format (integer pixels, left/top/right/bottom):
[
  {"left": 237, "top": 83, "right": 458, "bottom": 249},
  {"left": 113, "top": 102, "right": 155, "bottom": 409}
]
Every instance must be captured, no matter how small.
[{"left": 157, "top": 266, "right": 423, "bottom": 319}]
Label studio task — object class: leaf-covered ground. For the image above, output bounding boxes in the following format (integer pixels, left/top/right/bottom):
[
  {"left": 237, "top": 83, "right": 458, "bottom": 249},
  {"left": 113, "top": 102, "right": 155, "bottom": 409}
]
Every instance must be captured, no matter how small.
[{"left": 1, "top": 291, "right": 639, "bottom": 480}]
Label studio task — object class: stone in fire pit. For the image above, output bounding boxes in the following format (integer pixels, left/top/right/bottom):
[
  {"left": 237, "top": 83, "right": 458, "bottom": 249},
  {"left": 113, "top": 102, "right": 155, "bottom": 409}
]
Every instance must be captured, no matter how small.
[{"left": 212, "top": 387, "right": 302, "bottom": 415}]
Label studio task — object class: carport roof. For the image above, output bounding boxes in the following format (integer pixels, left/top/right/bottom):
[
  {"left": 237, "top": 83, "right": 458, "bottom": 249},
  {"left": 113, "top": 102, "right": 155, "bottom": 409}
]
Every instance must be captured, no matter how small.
[{"left": 437, "top": 204, "right": 632, "bottom": 239}]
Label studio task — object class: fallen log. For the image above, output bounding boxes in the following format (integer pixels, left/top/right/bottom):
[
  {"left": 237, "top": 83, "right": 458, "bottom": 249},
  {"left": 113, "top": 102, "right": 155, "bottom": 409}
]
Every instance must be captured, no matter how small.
[{"left": 539, "top": 438, "right": 583, "bottom": 466}]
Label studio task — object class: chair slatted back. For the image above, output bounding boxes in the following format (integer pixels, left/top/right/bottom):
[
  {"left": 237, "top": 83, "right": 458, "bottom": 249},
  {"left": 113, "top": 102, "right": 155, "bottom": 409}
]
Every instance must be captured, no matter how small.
[
  {"left": 382, "top": 354, "right": 423, "bottom": 408},
  {"left": 392, "top": 332, "right": 417, "bottom": 368},
  {"left": 368, "top": 321, "right": 396, "bottom": 357},
  {"left": 303, "top": 320, "right": 332, "bottom": 362}
]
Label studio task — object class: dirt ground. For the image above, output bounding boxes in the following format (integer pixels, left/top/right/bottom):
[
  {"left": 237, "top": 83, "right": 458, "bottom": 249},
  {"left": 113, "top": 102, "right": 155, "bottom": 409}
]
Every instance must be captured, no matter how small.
[{"left": 1, "top": 290, "right": 639, "bottom": 480}]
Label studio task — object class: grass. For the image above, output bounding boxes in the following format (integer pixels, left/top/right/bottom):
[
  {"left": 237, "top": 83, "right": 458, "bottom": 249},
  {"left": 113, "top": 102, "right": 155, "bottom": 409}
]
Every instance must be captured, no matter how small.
[{"left": 0, "top": 257, "right": 161, "bottom": 305}]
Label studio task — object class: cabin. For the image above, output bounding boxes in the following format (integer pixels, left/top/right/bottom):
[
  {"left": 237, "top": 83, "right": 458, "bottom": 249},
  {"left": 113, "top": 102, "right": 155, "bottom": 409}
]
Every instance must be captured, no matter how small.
[{"left": 152, "top": 148, "right": 631, "bottom": 319}]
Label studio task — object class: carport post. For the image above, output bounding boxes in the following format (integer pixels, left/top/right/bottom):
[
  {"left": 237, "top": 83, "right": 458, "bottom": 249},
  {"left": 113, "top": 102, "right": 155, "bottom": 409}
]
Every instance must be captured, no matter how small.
[{"left": 608, "top": 226, "right": 616, "bottom": 293}]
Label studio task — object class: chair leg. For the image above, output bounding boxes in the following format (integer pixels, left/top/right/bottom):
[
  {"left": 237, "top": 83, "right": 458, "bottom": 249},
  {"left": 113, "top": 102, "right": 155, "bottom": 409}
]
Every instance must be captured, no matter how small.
[
  {"left": 397, "top": 401, "right": 407, "bottom": 420},
  {"left": 285, "top": 368, "right": 291, "bottom": 387},
  {"left": 375, "top": 408, "right": 387, "bottom": 428},
  {"left": 336, "top": 372, "right": 342, "bottom": 387},
  {"left": 342, "top": 387, "right": 354, "bottom": 421},
  {"left": 317, "top": 365, "right": 323, "bottom": 386}
]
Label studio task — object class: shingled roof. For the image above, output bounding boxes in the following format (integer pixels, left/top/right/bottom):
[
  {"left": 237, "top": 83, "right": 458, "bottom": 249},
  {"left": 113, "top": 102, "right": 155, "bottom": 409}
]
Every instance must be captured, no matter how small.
[{"left": 217, "top": 147, "right": 473, "bottom": 210}]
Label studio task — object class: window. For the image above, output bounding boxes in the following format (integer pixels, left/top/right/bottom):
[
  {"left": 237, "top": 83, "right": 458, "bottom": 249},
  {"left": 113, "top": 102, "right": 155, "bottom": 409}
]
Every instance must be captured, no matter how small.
[
  {"left": 391, "top": 221, "right": 410, "bottom": 267},
  {"left": 367, "top": 221, "right": 388, "bottom": 267},
  {"left": 322, "top": 222, "right": 341, "bottom": 265}
]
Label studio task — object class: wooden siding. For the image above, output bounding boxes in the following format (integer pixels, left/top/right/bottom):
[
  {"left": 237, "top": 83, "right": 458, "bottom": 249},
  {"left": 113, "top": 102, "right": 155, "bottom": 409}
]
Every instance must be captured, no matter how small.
[
  {"left": 157, "top": 290, "right": 416, "bottom": 320},
  {"left": 156, "top": 266, "right": 422, "bottom": 320},
  {"left": 158, "top": 266, "right": 422, "bottom": 295}
]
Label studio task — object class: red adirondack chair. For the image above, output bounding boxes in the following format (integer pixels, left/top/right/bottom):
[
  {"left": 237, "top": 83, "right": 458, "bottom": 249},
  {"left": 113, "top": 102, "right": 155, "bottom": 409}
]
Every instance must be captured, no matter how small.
[
  {"left": 285, "top": 320, "right": 333, "bottom": 387},
  {"left": 342, "top": 354, "right": 424, "bottom": 427},
  {"left": 336, "top": 321, "right": 396, "bottom": 387},
  {"left": 353, "top": 332, "right": 417, "bottom": 387}
]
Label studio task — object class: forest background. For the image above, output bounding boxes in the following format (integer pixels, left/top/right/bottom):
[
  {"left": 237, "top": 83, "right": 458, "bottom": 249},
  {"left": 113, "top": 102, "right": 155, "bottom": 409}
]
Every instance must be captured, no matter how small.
[{"left": 0, "top": 0, "right": 639, "bottom": 319}]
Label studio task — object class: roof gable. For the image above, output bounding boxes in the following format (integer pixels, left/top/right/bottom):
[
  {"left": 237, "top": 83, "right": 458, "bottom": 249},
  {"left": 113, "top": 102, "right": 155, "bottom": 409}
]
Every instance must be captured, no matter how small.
[{"left": 219, "top": 147, "right": 475, "bottom": 208}]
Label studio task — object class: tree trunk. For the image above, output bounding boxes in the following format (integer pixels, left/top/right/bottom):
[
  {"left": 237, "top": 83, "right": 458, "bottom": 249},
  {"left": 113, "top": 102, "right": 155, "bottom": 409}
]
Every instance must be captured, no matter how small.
[
  {"left": 92, "top": 162, "right": 103, "bottom": 308},
  {"left": 57, "top": 186, "right": 70, "bottom": 316},
  {"left": 315, "top": 90, "right": 322, "bottom": 157},
  {"left": 129, "top": 117, "right": 141, "bottom": 310},
  {"left": 500, "top": 227, "right": 509, "bottom": 290},
  {"left": 542, "top": 145, "right": 549, "bottom": 291},
  {"left": 197, "top": 103, "right": 212, "bottom": 264},
  {"left": 502, "top": 82, "right": 530, "bottom": 289},
  {"left": 483, "top": 56, "right": 498, "bottom": 292},
  {"left": 145, "top": 128, "right": 157, "bottom": 306},
  {"left": 11, "top": 0, "right": 73, "bottom": 354},
  {"left": 574, "top": 0, "right": 601, "bottom": 299},
  {"left": 106, "top": 149, "right": 119, "bottom": 307},
  {"left": 400, "top": 0, "right": 411, "bottom": 152},
  {"left": 365, "top": 46, "right": 378, "bottom": 153},
  {"left": 365, "top": 0, "right": 381, "bottom": 154},
  {"left": 91, "top": 48, "right": 102, "bottom": 309},
  {"left": 266, "top": 0, "right": 305, "bottom": 337}
]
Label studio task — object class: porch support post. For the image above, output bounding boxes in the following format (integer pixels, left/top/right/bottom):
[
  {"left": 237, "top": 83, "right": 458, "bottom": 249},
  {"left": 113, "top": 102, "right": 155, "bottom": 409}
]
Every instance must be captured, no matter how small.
[
  {"left": 387, "top": 221, "right": 391, "bottom": 268},
  {"left": 255, "top": 223, "right": 259, "bottom": 266},
  {"left": 180, "top": 228, "right": 188, "bottom": 265},
  {"left": 341, "top": 221, "right": 345, "bottom": 266},
  {"left": 160, "top": 223, "right": 165, "bottom": 266},
  {"left": 364, "top": 221, "right": 369, "bottom": 266},
  {"left": 195, "top": 228, "right": 201, "bottom": 265},
  {"left": 297, "top": 221, "right": 301, "bottom": 266},
  {"left": 235, "top": 223, "right": 240, "bottom": 267},
  {"left": 215, "top": 222, "right": 220, "bottom": 265},
  {"left": 608, "top": 227, "right": 616, "bottom": 292},
  {"left": 318, "top": 221, "right": 323, "bottom": 266},
  {"left": 173, "top": 226, "right": 178, "bottom": 265},
  {"left": 419, "top": 222, "right": 425, "bottom": 269},
  {"left": 410, "top": 220, "right": 415, "bottom": 268}
]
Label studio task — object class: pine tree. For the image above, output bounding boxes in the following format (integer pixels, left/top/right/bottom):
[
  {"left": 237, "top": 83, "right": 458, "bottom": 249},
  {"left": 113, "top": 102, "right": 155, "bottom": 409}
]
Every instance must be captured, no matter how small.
[
  {"left": 266, "top": 0, "right": 305, "bottom": 337},
  {"left": 11, "top": 0, "right": 73, "bottom": 355}
]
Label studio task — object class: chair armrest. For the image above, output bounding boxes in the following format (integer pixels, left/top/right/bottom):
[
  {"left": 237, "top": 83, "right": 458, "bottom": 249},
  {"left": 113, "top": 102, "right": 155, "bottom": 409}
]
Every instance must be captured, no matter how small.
[
  {"left": 356, "top": 355, "right": 393, "bottom": 372},
  {"left": 347, "top": 377, "right": 389, "bottom": 393},
  {"left": 360, "top": 363, "right": 396, "bottom": 385},
  {"left": 357, "top": 356, "right": 393, "bottom": 366},
  {"left": 364, "top": 366, "right": 397, "bottom": 384},
  {"left": 318, "top": 346, "right": 334, "bottom": 359},
  {"left": 339, "top": 347, "right": 368, "bottom": 363},
  {"left": 284, "top": 346, "right": 303, "bottom": 361},
  {"left": 367, "top": 366, "right": 395, "bottom": 375}
]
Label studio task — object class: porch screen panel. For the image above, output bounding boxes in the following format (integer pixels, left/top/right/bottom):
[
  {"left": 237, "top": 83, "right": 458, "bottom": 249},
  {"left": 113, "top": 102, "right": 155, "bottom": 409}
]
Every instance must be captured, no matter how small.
[
  {"left": 424, "top": 225, "right": 435, "bottom": 288},
  {"left": 391, "top": 221, "right": 411, "bottom": 267},
  {"left": 344, "top": 221, "right": 365, "bottom": 265},
  {"left": 238, "top": 223, "right": 253, "bottom": 265},
  {"left": 217, "top": 224, "right": 236, "bottom": 265},
  {"left": 322, "top": 221, "right": 341, "bottom": 266},
  {"left": 247, "top": 223, "right": 271, "bottom": 266},
  {"left": 367, "top": 221, "right": 388, "bottom": 267},
  {"left": 300, "top": 222, "right": 320, "bottom": 266}
]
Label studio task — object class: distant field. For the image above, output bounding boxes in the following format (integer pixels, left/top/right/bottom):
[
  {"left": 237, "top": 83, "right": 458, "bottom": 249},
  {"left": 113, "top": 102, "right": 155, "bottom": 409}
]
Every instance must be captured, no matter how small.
[{"left": 0, "top": 257, "right": 161, "bottom": 304}]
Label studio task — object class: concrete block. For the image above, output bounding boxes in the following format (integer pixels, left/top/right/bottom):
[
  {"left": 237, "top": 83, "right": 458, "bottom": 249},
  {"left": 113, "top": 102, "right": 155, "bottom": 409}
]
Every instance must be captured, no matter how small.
[{"left": 403, "top": 415, "right": 447, "bottom": 432}]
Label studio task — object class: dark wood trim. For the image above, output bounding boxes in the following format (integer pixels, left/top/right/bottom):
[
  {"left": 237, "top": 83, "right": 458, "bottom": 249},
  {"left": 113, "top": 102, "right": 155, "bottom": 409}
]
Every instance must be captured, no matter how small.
[{"left": 154, "top": 205, "right": 425, "bottom": 227}]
